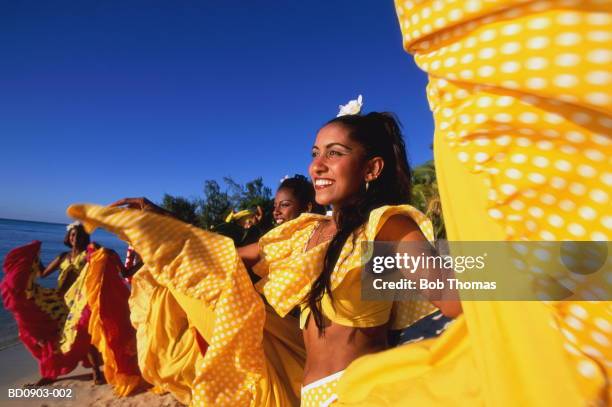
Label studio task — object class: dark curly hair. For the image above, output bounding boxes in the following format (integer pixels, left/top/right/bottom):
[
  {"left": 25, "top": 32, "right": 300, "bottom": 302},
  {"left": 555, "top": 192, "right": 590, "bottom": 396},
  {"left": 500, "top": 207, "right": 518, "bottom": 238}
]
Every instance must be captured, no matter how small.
[{"left": 63, "top": 224, "right": 91, "bottom": 249}]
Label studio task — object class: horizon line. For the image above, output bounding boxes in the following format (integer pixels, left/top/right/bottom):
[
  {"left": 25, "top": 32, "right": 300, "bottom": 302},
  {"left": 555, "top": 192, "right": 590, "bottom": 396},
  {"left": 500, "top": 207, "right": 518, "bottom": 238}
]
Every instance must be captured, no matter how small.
[{"left": 0, "top": 217, "right": 67, "bottom": 226}]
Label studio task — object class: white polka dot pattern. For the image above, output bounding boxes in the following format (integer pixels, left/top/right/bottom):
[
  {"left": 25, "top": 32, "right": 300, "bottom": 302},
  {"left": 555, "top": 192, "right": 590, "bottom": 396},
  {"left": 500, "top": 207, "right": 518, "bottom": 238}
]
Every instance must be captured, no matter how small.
[
  {"left": 68, "top": 203, "right": 438, "bottom": 406},
  {"left": 395, "top": 0, "right": 611, "bottom": 404},
  {"left": 68, "top": 204, "right": 266, "bottom": 406},
  {"left": 255, "top": 205, "right": 437, "bottom": 329},
  {"left": 301, "top": 372, "right": 341, "bottom": 407}
]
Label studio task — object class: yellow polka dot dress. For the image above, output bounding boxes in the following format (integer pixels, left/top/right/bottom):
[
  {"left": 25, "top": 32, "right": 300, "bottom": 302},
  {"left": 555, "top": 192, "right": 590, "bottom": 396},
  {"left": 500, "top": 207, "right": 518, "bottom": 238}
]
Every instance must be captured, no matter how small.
[
  {"left": 333, "top": 1, "right": 611, "bottom": 406},
  {"left": 128, "top": 266, "right": 204, "bottom": 404},
  {"left": 68, "top": 204, "right": 270, "bottom": 406}
]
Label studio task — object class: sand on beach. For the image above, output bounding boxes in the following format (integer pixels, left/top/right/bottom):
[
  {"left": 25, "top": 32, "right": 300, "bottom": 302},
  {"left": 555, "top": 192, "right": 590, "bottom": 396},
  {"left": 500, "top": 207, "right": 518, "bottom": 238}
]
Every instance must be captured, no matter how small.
[{"left": 0, "top": 343, "right": 183, "bottom": 407}]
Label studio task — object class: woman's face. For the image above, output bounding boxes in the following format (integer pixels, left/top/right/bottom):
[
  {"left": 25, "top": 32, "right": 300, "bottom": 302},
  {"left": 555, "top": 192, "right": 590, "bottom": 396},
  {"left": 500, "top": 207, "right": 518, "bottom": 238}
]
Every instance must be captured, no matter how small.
[
  {"left": 68, "top": 228, "right": 78, "bottom": 248},
  {"left": 273, "top": 188, "right": 303, "bottom": 225},
  {"left": 309, "top": 123, "right": 367, "bottom": 207}
]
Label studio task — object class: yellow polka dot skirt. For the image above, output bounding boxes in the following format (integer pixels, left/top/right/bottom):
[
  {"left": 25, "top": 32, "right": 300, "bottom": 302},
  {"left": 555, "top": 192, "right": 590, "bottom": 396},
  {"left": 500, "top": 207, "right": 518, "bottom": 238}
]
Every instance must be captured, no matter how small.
[
  {"left": 330, "top": 2, "right": 611, "bottom": 406},
  {"left": 301, "top": 371, "right": 343, "bottom": 407}
]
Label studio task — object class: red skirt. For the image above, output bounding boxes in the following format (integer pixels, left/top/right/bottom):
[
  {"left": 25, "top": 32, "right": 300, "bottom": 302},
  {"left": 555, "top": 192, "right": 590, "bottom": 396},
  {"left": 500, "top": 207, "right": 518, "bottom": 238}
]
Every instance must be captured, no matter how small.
[{"left": 1, "top": 241, "right": 91, "bottom": 379}]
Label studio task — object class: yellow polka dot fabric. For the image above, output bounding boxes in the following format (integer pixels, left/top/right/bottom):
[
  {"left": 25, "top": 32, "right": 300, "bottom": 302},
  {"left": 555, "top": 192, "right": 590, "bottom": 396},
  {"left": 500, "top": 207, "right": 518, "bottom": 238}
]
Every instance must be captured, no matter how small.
[
  {"left": 396, "top": 0, "right": 611, "bottom": 242},
  {"left": 68, "top": 203, "right": 438, "bottom": 406},
  {"left": 332, "top": 1, "right": 611, "bottom": 406},
  {"left": 60, "top": 261, "right": 90, "bottom": 353},
  {"left": 58, "top": 251, "right": 87, "bottom": 291},
  {"left": 301, "top": 371, "right": 343, "bottom": 407},
  {"left": 129, "top": 266, "right": 203, "bottom": 405},
  {"left": 254, "top": 205, "right": 437, "bottom": 330},
  {"left": 84, "top": 249, "right": 141, "bottom": 396},
  {"left": 68, "top": 204, "right": 267, "bottom": 406}
]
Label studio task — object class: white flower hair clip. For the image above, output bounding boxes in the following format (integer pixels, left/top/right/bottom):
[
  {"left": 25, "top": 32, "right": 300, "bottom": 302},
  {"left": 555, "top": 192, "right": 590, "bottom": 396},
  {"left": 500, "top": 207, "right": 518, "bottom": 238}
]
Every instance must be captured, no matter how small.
[
  {"left": 279, "top": 175, "right": 290, "bottom": 183},
  {"left": 337, "top": 94, "right": 363, "bottom": 117},
  {"left": 66, "top": 221, "right": 82, "bottom": 231}
]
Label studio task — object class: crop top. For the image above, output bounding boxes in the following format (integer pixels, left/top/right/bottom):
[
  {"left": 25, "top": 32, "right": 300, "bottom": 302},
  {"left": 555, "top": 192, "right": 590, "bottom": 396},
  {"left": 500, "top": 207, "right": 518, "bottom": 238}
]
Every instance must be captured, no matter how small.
[
  {"left": 57, "top": 251, "right": 87, "bottom": 290},
  {"left": 252, "top": 205, "right": 437, "bottom": 330}
]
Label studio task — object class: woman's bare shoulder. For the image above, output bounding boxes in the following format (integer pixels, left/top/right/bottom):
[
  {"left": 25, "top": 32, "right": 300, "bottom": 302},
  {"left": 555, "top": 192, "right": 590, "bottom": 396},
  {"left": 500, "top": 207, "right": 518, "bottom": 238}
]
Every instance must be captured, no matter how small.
[{"left": 375, "top": 214, "right": 425, "bottom": 242}]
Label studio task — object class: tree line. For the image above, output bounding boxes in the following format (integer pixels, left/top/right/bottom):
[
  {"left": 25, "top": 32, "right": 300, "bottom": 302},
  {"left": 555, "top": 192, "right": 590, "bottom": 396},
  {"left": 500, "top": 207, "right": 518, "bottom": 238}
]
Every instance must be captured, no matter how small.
[{"left": 160, "top": 161, "right": 446, "bottom": 239}]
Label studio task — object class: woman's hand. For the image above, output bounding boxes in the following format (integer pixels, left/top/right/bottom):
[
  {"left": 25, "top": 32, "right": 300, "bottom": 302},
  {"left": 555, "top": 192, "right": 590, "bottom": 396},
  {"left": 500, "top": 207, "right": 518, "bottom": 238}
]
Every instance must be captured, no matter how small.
[
  {"left": 109, "top": 197, "right": 158, "bottom": 211},
  {"left": 109, "top": 197, "right": 173, "bottom": 217}
]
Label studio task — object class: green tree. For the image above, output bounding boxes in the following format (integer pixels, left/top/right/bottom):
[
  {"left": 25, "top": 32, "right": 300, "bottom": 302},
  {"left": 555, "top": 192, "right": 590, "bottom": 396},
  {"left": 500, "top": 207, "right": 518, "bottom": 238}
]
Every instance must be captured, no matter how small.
[
  {"left": 411, "top": 161, "right": 446, "bottom": 239},
  {"left": 239, "top": 178, "right": 273, "bottom": 230},
  {"left": 160, "top": 194, "right": 199, "bottom": 225},
  {"left": 198, "top": 180, "right": 232, "bottom": 229},
  {"left": 223, "top": 177, "right": 272, "bottom": 209},
  {"left": 222, "top": 177, "right": 274, "bottom": 230}
]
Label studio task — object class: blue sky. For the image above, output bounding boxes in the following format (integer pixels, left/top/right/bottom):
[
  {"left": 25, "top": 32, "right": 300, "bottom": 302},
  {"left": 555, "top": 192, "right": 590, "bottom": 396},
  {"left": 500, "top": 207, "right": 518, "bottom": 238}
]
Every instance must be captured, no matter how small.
[{"left": 0, "top": 1, "right": 433, "bottom": 223}]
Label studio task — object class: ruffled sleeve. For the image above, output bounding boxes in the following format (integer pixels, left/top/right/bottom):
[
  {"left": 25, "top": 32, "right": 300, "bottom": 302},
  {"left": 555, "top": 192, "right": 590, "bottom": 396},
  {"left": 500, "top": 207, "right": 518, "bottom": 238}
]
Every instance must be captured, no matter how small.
[
  {"left": 365, "top": 205, "right": 438, "bottom": 330},
  {"left": 365, "top": 204, "right": 435, "bottom": 243},
  {"left": 252, "top": 214, "right": 324, "bottom": 277},
  {"left": 252, "top": 213, "right": 329, "bottom": 317},
  {"left": 329, "top": 204, "right": 436, "bottom": 289},
  {"left": 299, "top": 204, "right": 437, "bottom": 330}
]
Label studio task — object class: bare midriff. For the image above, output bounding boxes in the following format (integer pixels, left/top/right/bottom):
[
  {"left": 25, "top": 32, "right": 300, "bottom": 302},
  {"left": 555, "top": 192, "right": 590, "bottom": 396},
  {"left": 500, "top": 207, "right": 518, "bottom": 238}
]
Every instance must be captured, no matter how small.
[{"left": 302, "top": 315, "right": 388, "bottom": 385}]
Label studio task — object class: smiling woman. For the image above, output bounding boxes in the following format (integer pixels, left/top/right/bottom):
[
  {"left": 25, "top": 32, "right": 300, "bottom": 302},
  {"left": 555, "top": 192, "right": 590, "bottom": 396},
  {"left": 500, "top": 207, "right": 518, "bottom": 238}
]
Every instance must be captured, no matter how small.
[
  {"left": 273, "top": 175, "right": 324, "bottom": 225},
  {"left": 292, "top": 112, "right": 460, "bottom": 404},
  {"left": 331, "top": 1, "right": 612, "bottom": 406},
  {"left": 307, "top": 112, "right": 415, "bottom": 331}
]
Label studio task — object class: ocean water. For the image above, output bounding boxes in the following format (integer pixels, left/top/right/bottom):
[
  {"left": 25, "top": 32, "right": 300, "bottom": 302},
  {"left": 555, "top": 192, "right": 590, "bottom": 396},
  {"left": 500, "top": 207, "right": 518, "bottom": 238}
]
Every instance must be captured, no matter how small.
[{"left": 0, "top": 218, "right": 127, "bottom": 349}]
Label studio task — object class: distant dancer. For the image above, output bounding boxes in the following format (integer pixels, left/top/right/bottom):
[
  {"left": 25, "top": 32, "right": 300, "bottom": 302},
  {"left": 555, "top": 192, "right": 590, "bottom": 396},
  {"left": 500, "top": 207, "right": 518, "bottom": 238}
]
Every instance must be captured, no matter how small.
[
  {"left": 39, "top": 222, "right": 89, "bottom": 294},
  {"left": 0, "top": 223, "right": 99, "bottom": 387},
  {"left": 273, "top": 174, "right": 326, "bottom": 225}
]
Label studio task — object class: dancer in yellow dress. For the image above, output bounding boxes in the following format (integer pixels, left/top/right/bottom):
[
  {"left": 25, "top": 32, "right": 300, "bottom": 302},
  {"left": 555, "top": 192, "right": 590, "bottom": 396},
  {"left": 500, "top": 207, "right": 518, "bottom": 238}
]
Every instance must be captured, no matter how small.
[
  {"left": 60, "top": 243, "right": 142, "bottom": 396},
  {"left": 96, "top": 176, "right": 325, "bottom": 405},
  {"left": 39, "top": 223, "right": 89, "bottom": 295},
  {"left": 67, "top": 106, "right": 459, "bottom": 406},
  {"left": 21, "top": 223, "right": 103, "bottom": 386},
  {"left": 328, "top": 1, "right": 611, "bottom": 406},
  {"left": 1, "top": 239, "right": 92, "bottom": 387},
  {"left": 264, "top": 110, "right": 459, "bottom": 406}
]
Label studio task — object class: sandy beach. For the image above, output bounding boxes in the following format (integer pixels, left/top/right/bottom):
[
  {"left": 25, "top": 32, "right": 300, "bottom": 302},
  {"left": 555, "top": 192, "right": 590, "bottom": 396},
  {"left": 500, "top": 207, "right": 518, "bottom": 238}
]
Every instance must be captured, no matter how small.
[{"left": 0, "top": 343, "right": 182, "bottom": 407}]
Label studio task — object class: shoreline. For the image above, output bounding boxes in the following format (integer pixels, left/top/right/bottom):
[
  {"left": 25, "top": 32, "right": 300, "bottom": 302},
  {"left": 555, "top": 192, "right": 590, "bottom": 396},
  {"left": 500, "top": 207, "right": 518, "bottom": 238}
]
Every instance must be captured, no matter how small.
[
  {"left": 0, "top": 218, "right": 67, "bottom": 227},
  {"left": 0, "top": 320, "right": 19, "bottom": 351}
]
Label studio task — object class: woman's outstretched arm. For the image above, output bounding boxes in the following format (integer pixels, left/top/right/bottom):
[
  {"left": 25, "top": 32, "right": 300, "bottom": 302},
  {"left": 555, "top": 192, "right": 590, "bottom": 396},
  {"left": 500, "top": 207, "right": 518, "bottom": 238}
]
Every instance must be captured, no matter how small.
[
  {"left": 237, "top": 242, "right": 260, "bottom": 268},
  {"left": 39, "top": 253, "right": 67, "bottom": 278},
  {"left": 110, "top": 197, "right": 263, "bottom": 269},
  {"left": 109, "top": 197, "right": 175, "bottom": 217}
]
